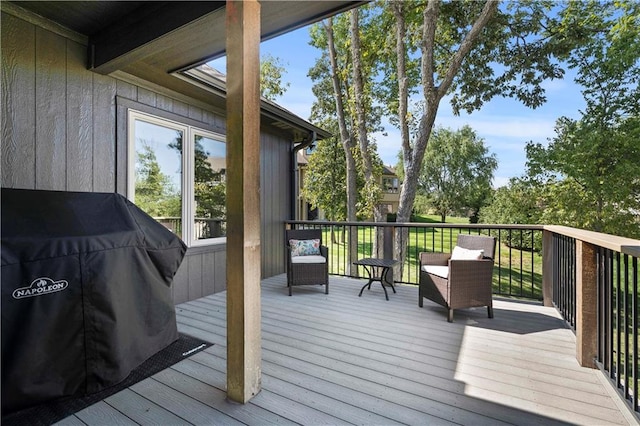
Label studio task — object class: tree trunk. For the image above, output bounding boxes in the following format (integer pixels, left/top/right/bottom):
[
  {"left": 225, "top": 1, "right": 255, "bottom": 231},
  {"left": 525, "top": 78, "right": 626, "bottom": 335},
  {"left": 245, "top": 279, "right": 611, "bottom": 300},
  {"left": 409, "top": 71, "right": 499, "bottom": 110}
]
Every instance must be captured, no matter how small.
[
  {"left": 350, "top": 9, "right": 385, "bottom": 257},
  {"left": 324, "top": 18, "right": 358, "bottom": 274},
  {"left": 393, "top": 0, "right": 497, "bottom": 270}
]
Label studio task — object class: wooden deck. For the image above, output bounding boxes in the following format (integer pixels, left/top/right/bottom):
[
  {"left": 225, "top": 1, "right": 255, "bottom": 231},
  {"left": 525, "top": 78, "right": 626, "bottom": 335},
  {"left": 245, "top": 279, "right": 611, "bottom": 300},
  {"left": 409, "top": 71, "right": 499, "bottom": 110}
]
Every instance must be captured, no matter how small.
[{"left": 57, "top": 274, "right": 635, "bottom": 425}]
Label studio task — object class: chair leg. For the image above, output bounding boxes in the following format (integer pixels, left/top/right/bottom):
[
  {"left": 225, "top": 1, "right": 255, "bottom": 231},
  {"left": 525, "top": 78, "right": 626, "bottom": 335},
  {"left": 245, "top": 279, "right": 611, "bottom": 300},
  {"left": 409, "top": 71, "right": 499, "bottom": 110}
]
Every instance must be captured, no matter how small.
[
  {"left": 418, "top": 287, "right": 423, "bottom": 307},
  {"left": 488, "top": 304, "right": 493, "bottom": 318},
  {"left": 289, "top": 284, "right": 292, "bottom": 296},
  {"left": 325, "top": 283, "right": 329, "bottom": 294},
  {"left": 447, "top": 308, "right": 454, "bottom": 323}
]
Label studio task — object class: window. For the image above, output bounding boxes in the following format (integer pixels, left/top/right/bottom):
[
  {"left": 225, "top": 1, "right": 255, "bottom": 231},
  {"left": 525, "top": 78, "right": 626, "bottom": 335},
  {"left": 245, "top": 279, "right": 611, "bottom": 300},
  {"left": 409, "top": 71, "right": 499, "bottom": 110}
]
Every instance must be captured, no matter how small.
[
  {"left": 128, "top": 110, "right": 226, "bottom": 246},
  {"left": 383, "top": 176, "right": 399, "bottom": 193}
]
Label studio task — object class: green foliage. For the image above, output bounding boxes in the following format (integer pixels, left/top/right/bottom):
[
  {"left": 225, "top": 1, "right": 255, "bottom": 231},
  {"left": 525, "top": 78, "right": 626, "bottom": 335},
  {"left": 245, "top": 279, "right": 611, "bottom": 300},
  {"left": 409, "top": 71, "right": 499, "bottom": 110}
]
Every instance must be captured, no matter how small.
[
  {"left": 307, "top": 10, "right": 386, "bottom": 219},
  {"left": 411, "top": 194, "right": 432, "bottom": 215},
  {"left": 302, "top": 131, "right": 380, "bottom": 221},
  {"left": 480, "top": 178, "right": 541, "bottom": 226},
  {"left": 302, "top": 136, "right": 347, "bottom": 221},
  {"left": 134, "top": 142, "right": 181, "bottom": 217},
  {"left": 309, "top": 1, "right": 595, "bottom": 231},
  {"left": 169, "top": 134, "right": 226, "bottom": 220},
  {"left": 524, "top": 0, "right": 640, "bottom": 239},
  {"left": 260, "top": 54, "right": 290, "bottom": 101},
  {"left": 193, "top": 137, "right": 226, "bottom": 220},
  {"left": 479, "top": 178, "right": 543, "bottom": 251},
  {"left": 376, "top": 0, "right": 575, "bottom": 119},
  {"left": 418, "top": 126, "right": 497, "bottom": 222}
]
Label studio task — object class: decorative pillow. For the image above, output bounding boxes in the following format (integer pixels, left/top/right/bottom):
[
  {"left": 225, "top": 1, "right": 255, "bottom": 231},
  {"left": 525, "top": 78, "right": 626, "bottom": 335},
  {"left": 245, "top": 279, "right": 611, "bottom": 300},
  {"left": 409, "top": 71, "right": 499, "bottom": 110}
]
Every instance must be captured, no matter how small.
[
  {"left": 451, "top": 245, "right": 484, "bottom": 260},
  {"left": 289, "top": 239, "right": 321, "bottom": 257}
]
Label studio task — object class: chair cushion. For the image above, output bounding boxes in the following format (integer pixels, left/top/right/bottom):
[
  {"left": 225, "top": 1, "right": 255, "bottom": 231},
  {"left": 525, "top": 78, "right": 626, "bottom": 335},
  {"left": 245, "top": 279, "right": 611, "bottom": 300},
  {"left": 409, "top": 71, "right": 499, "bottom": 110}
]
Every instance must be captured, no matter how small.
[
  {"left": 451, "top": 246, "right": 484, "bottom": 260},
  {"left": 422, "top": 265, "right": 449, "bottom": 279},
  {"left": 289, "top": 239, "right": 320, "bottom": 257},
  {"left": 291, "top": 255, "right": 326, "bottom": 264}
]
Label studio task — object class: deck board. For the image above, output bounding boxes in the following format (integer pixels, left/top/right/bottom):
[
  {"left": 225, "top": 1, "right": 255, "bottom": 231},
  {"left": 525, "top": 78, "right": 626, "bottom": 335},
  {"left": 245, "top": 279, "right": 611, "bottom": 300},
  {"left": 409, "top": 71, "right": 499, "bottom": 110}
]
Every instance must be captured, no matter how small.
[
  {"left": 103, "top": 388, "right": 188, "bottom": 425},
  {"left": 58, "top": 274, "right": 634, "bottom": 426}
]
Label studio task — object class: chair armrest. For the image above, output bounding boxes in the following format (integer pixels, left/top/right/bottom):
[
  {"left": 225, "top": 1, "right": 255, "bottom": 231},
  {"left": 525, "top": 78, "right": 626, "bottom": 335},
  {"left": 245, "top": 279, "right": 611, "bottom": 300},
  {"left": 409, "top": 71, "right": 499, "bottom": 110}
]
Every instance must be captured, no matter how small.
[
  {"left": 420, "top": 252, "right": 450, "bottom": 266},
  {"left": 320, "top": 245, "right": 328, "bottom": 258},
  {"left": 448, "top": 258, "right": 494, "bottom": 285}
]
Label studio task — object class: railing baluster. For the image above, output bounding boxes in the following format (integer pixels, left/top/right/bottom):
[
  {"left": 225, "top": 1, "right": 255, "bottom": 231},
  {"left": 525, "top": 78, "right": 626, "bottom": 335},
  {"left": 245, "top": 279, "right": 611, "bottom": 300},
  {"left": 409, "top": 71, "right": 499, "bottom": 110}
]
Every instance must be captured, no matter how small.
[
  {"left": 608, "top": 249, "right": 615, "bottom": 380},
  {"left": 623, "top": 254, "right": 629, "bottom": 400},
  {"left": 531, "top": 230, "right": 535, "bottom": 298},
  {"left": 617, "top": 252, "right": 622, "bottom": 390},
  {"left": 498, "top": 229, "right": 502, "bottom": 295},
  {"left": 633, "top": 256, "right": 638, "bottom": 412}
]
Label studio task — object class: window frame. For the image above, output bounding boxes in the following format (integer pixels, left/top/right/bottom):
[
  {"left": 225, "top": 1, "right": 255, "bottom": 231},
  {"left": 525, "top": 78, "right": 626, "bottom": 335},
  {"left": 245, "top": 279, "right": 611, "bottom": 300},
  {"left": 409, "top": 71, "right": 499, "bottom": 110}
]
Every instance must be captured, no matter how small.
[{"left": 127, "top": 109, "right": 227, "bottom": 247}]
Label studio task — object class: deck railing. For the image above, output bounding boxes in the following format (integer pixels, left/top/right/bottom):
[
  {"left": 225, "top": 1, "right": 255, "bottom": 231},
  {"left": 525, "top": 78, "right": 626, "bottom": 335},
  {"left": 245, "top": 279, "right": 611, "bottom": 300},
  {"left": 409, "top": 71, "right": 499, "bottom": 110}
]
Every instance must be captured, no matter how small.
[
  {"left": 551, "top": 233, "right": 577, "bottom": 329},
  {"left": 286, "top": 221, "right": 544, "bottom": 300},
  {"left": 545, "top": 226, "right": 640, "bottom": 417},
  {"left": 286, "top": 220, "right": 640, "bottom": 418}
]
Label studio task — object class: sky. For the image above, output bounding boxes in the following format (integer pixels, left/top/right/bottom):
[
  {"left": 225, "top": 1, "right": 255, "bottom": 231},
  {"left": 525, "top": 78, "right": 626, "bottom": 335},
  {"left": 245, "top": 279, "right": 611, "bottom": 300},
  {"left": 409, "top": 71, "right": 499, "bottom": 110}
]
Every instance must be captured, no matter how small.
[{"left": 212, "top": 25, "right": 586, "bottom": 188}]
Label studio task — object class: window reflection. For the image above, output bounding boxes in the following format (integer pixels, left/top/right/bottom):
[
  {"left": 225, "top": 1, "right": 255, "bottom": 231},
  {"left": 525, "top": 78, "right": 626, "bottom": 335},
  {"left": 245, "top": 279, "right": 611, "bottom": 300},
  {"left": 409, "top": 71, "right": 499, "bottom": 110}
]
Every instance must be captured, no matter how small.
[
  {"left": 130, "top": 112, "right": 226, "bottom": 243},
  {"left": 134, "top": 120, "right": 183, "bottom": 238},
  {"left": 193, "top": 135, "right": 226, "bottom": 239}
]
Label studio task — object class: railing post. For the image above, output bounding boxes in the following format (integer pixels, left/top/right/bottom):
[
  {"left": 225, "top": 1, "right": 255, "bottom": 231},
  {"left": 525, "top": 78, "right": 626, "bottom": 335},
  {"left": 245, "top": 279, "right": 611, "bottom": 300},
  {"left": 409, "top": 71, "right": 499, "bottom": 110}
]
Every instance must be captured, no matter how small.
[
  {"left": 576, "top": 240, "right": 597, "bottom": 368},
  {"left": 347, "top": 226, "right": 359, "bottom": 277},
  {"left": 383, "top": 225, "right": 394, "bottom": 259},
  {"left": 542, "top": 229, "right": 554, "bottom": 307},
  {"left": 384, "top": 225, "right": 395, "bottom": 283}
]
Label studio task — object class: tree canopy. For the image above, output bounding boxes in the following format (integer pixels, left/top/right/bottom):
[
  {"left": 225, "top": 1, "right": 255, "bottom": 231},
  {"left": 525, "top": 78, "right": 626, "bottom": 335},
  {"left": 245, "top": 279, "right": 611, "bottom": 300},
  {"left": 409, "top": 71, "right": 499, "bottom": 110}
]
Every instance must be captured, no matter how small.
[
  {"left": 134, "top": 141, "right": 181, "bottom": 218},
  {"left": 414, "top": 126, "right": 497, "bottom": 223},
  {"left": 302, "top": 0, "right": 639, "bottom": 246},
  {"left": 260, "top": 54, "right": 290, "bottom": 101},
  {"left": 307, "top": 12, "right": 385, "bottom": 222},
  {"left": 523, "top": 0, "right": 640, "bottom": 238},
  {"left": 302, "top": 1, "right": 601, "bottom": 267}
]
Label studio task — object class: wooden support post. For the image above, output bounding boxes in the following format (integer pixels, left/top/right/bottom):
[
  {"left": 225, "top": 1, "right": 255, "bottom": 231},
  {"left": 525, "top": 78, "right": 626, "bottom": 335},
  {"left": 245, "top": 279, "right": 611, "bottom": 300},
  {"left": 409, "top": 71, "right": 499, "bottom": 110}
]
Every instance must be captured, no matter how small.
[
  {"left": 576, "top": 240, "right": 597, "bottom": 368},
  {"left": 225, "top": 0, "right": 262, "bottom": 403},
  {"left": 542, "top": 230, "right": 554, "bottom": 307}
]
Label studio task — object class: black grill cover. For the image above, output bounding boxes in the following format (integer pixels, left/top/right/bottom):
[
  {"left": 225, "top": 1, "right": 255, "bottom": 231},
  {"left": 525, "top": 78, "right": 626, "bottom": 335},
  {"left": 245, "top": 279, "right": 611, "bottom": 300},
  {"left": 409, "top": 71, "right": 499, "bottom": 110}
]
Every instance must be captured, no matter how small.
[{"left": 1, "top": 189, "right": 186, "bottom": 413}]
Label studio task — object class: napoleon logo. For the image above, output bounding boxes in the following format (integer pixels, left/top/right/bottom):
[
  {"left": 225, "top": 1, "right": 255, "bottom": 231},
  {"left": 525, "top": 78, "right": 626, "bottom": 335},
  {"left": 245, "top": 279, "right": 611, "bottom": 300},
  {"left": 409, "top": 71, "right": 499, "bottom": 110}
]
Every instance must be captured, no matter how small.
[{"left": 12, "top": 277, "right": 69, "bottom": 299}]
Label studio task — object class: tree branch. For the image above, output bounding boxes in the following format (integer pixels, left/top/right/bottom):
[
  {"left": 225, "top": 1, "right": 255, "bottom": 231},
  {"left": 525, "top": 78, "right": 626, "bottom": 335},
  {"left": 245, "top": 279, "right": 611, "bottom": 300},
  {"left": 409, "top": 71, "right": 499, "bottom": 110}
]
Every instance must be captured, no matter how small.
[
  {"left": 437, "top": 0, "right": 498, "bottom": 99},
  {"left": 392, "top": 1, "right": 411, "bottom": 161}
]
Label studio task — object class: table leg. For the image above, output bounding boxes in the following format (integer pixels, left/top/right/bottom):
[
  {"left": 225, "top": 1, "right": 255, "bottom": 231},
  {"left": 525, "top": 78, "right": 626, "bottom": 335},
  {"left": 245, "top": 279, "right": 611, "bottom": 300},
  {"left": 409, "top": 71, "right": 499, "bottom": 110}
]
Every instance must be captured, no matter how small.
[
  {"left": 358, "top": 265, "right": 373, "bottom": 297},
  {"left": 359, "top": 279, "right": 374, "bottom": 297},
  {"left": 382, "top": 266, "right": 396, "bottom": 294},
  {"left": 380, "top": 267, "right": 390, "bottom": 300}
]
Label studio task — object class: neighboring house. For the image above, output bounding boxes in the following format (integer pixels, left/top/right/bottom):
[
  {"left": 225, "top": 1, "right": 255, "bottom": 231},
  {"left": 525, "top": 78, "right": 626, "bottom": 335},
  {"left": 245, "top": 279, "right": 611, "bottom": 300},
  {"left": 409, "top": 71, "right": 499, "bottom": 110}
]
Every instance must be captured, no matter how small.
[
  {"left": 380, "top": 165, "right": 401, "bottom": 215},
  {"left": 295, "top": 151, "right": 401, "bottom": 220},
  {"left": 0, "top": 1, "right": 355, "bottom": 305}
]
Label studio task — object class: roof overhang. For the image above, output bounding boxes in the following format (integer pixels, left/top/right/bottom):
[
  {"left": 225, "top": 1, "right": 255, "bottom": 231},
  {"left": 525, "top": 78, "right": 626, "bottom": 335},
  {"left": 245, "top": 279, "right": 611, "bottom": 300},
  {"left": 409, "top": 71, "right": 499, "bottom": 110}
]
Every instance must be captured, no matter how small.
[
  {"left": 13, "top": 1, "right": 365, "bottom": 74},
  {"left": 11, "top": 0, "right": 364, "bottom": 140},
  {"left": 180, "top": 66, "right": 331, "bottom": 141}
]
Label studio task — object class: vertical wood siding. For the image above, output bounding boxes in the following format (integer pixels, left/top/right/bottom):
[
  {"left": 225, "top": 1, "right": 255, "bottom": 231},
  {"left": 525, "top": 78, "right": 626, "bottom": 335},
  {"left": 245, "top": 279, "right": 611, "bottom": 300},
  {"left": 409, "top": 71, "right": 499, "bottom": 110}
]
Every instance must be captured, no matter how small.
[
  {"left": 260, "top": 128, "right": 290, "bottom": 278},
  {"left": 66, "top": 40, "right": 94, "bottom": 192},
  {"left": 35, "top": 27, "right": 67, "bottom": 190},
  {"left": 1, "top": 13, "right": 36, "bottom": 188},
  {"left": 2, "top": 10, "right": 291, "bottom": 303}
]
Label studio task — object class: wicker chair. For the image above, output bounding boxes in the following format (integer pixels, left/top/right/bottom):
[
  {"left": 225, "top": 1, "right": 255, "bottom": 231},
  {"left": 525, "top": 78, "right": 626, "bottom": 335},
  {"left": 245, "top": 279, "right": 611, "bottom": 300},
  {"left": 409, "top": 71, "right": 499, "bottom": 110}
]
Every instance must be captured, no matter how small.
[
  {"left": 286, "top": 229, "right": 329, "bottom": 296},
  {"left": 419, "top": 234, "right": 497, "bottom": 322}
]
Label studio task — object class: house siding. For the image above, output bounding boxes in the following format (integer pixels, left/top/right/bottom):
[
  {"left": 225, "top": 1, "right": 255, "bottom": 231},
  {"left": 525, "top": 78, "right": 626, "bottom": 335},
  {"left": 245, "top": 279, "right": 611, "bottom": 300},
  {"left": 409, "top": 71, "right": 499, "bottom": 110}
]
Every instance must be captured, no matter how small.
[{"left": 1, "top": 10, "right": 290, "bottom": 304}]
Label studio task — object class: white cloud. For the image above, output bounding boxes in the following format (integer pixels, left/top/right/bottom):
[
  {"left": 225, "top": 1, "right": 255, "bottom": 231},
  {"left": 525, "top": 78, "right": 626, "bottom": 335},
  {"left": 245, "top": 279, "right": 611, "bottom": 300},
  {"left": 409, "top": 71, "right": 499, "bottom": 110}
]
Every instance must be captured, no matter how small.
[{"left": 435, "top": 115, "right": 556, "bottom": 140}]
